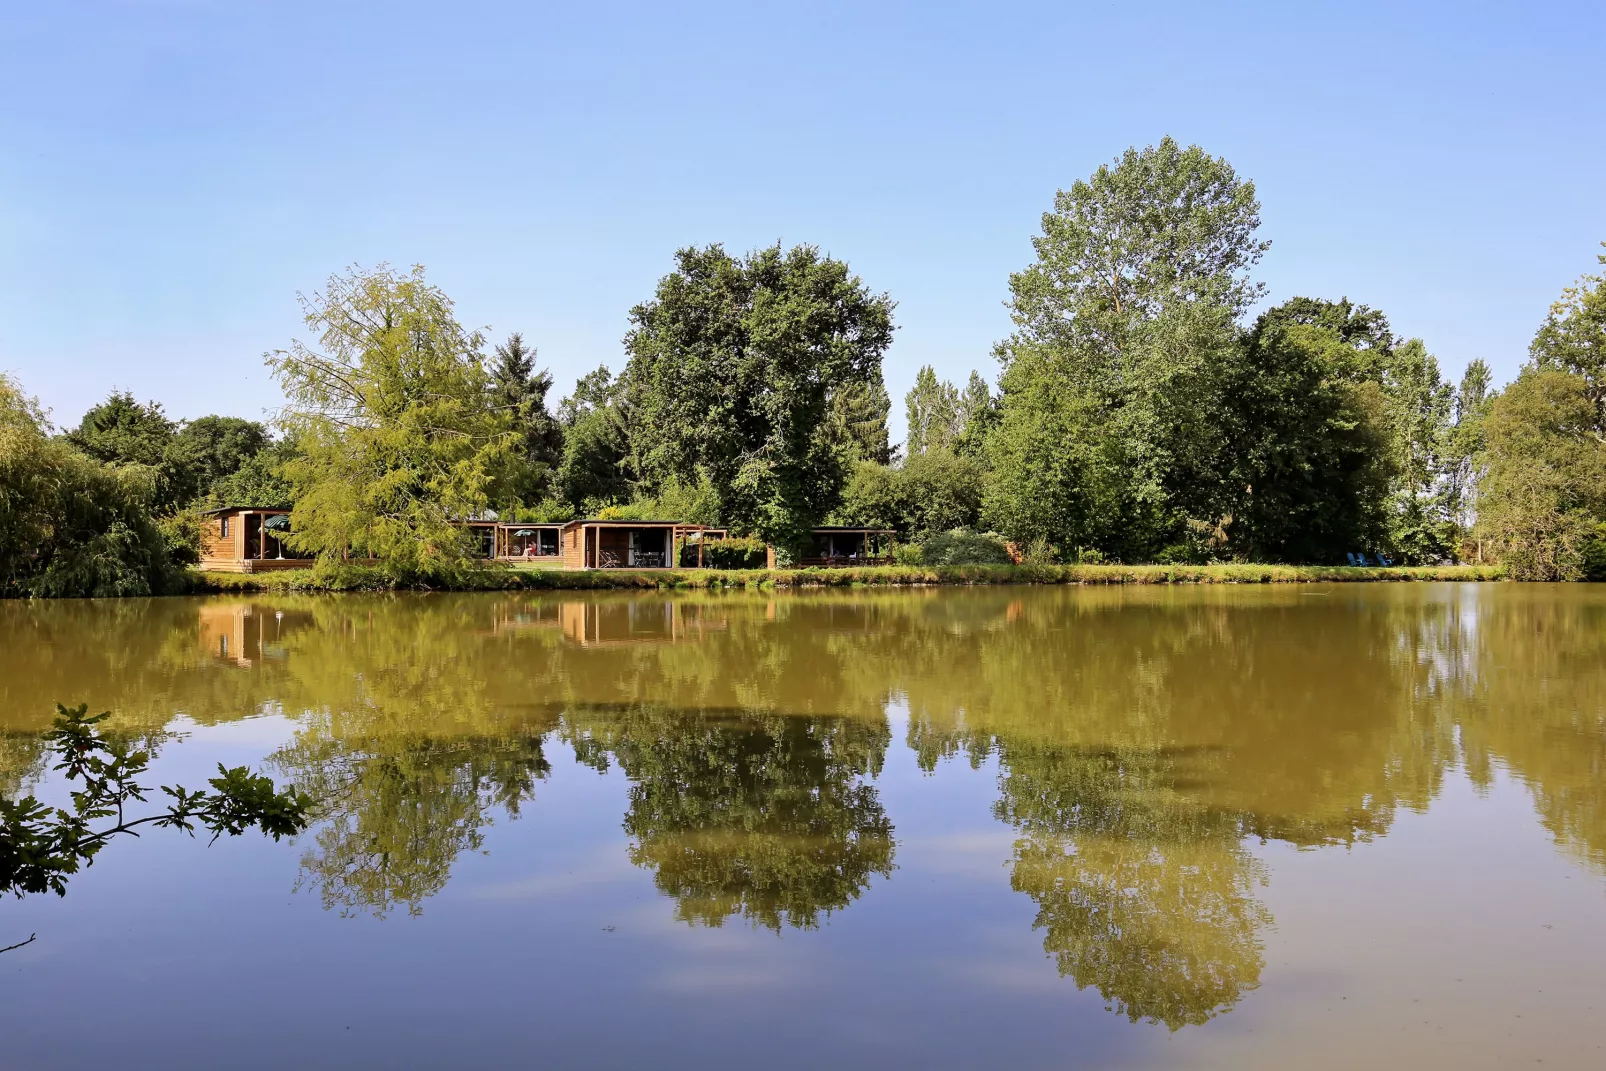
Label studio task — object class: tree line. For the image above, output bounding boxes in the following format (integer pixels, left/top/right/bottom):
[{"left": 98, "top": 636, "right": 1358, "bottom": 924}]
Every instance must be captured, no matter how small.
[{"left": 3, "top": 136, "right": 1604, "bottom": 593}]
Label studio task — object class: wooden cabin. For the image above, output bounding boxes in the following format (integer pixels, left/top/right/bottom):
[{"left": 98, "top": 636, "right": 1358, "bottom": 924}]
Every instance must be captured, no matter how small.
[
  {"left": 797, "top": 527, "right": 896, "bottom": 567},
  {"left": 199, "top": 507, "right": 313, "bottom": 572},
  {"left": 678, "top": 527, "right": 729, "bottom": 568},
  {"left": 461, "top": 520, "right": 499, "bottom": 559},
  {"left": 559, "top": 520, "right": 717, "bottom": 569},
  {"left": 496, "top": 523, "right": 564, "bottom": 561}
]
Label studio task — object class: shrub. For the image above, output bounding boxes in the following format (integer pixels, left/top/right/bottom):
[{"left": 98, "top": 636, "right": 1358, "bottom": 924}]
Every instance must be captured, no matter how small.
[
  {"left": 700, "top": 536, "right": 768, "bottom": 569},
  {"left": 891, "top": 542, "right": 924, "bottom": 566},
  {"left": 1016, "top": 536, "right": 1060, "bottom": 564},
  {"left": 157, "top": 510, "right": 205, "bottom": 567},
  {"left": 1154, "top": 542, "right": 1205, "bottom": 566},
  {"left": 917, "top": 529, "right": 1013, "bottom": 566}
]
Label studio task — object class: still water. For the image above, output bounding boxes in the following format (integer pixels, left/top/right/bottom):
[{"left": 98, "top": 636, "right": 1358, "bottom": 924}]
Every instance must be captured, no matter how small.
[{"left": 2, "top": 585, "right": 1604, "bottom": 1069}]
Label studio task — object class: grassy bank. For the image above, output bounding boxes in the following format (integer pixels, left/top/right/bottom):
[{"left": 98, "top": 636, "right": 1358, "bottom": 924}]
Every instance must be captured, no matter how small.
[{"left": 191, "top": 562, "right": 1505, "bottom": 594}]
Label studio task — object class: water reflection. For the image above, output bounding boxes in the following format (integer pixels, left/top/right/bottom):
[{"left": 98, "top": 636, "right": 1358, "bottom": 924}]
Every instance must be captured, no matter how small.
[
  {"left": 995, "top": 743, "right": 1269, "bottom": 1028},
  {"left": 566, "top": 703, "right": 893, "bottom": 930},
  {"left": 3, "top": 585, "right": 1605, "bottom": 1032},
  {"left": 275, "top": 726, "right": 551, "bottom": 917}
]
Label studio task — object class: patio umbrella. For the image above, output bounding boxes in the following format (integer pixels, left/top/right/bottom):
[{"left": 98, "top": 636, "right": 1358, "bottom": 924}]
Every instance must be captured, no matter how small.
[
  {"left": 263, "top": 514, "right": 291, "bottom": 531},
  {"left": 512, "top": 529, "right": 537, "bottom": 537}
]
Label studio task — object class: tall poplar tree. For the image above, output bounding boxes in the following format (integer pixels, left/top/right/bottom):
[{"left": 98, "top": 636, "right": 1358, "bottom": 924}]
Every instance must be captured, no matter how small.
[
  {"left": 904, "top": 366, "right": 961, "bottom": 457},
  {"left": 986, "top": 137, "right": 1265, "bottom": 559}
]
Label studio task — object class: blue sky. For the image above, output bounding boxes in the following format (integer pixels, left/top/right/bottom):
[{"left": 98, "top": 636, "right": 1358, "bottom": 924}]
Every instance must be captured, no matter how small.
[{"left": 2, "top": 1, "right": 1602, "bottom": 442}]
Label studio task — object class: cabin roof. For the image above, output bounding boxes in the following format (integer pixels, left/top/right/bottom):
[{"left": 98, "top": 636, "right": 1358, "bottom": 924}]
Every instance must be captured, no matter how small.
[
  {"left": 561, "top": 518, "right": 690, "bottom": 528},
  {"left": 810, "top": 526, "right": 896, "bottom": 533},
  {"left": 200, "top": 505, "right": 291, "bottom": 515}
]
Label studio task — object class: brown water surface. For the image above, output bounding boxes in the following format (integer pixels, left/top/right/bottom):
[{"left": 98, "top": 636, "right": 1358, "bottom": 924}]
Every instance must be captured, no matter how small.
[{"left": 1, "top": 584, "right": 1604, "bottom": 1069}]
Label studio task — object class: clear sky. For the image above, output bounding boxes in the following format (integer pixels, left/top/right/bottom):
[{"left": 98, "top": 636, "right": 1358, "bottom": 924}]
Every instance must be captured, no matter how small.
[{"left": 2, "top": 1, "right": 1602, "bottom": 443}]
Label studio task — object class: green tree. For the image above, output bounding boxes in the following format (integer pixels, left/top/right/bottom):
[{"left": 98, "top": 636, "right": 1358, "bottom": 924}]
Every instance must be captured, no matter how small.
[
  {"left": 557, "top": 365, "right": 619, "bottom": 425},
  {"left": 622, "top": 244, "right": 895, "bottom": 556},
  {"left": 1226, "top": 316, "right": 1393, "bottom": 561},
  {"left": 165, "top": 415, "right": 272, "bottom": 505},
  {"left": 904, "top": 365, "right": 961, "bottom": 457},
  {"left": 835, "top": 450, "right": 984, "bottom": 538},
  {"left": 1237, "top": 297, "right": 1461, "bottom": 562},
  {"left": 266, "top": 264, "right": 517, "bottom": 574},
  {"left": 66, "top": 391, "right": 175, "bottom": 470},
  {"left": 1475, "top": 368, "right": 1606, "bottom": 579},
  {"left": 65, "top": 391, "right": 188, "bottom": 509},
  {"left": 490, "top": 332, "right": 564, "bottom": 506},
  {"left": 953, "top": 371, "right": 998, "bottom": 459},
  {"left": 987, "top": 138, "right": 1265, "bottom": 559},
  {"left": 984, "top": 347, "right": 1127, "bottom": 561},
  {"left": 205, "top": 434, "right": 299, "bottom": 509},
  {"left": 1473, "top": 249, "right": 1606, "bottom": 579},
  {"left": 1380, "top": 338, "right": 1456, "bottom": 562},
  {"left": 555, "top": 366, "right": 631, "bottom": 510},
  {"left": 829, "top": 378, "right": 894, "bottom": 465},
  {"left": 1, "top": 375, "right": 183, "bottom": 597},
  {"left": 1445, "top": 359, "right": 1494, "bottom": 543},
  {"left": 1530, "top": 242, "right": 1606, "bottom": 427},
  {"left": 1252, "top": 296, "right": 1394, "bottom": 378}
]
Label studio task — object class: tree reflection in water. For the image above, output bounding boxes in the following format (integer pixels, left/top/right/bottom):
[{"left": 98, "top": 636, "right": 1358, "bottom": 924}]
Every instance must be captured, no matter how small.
[
  {"left": 566, "top": 703, "right": 893, "bottom": 931},
  {"left": 995, "top": 743, "right": 1268, "bottom": 1029},
  {"left": 272, "top": 726, "right": 551, "bottom": 917}
]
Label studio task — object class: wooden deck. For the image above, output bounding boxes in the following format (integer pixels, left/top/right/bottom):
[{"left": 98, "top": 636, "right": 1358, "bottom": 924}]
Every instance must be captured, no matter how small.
[{"left": 200, "top": 558, "right": 313, "bottom": 574}]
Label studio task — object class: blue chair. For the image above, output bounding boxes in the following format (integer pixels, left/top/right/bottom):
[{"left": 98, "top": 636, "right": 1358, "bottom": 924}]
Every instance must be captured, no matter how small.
[
  {"left": 1375, "top": 552, "right": 1394, "bottom": 567},
  {"left": 1346, "top": 552, "right": 1364, "bottom": 567}
]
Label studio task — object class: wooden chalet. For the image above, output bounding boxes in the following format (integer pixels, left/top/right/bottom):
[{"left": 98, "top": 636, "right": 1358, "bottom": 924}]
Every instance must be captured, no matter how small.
[
  {"left": 559, "top": 520, "right": 719, "bottom": 570},
  {"left": 678, "top": 527, "right": 729, "bottom": 568},
  {"left": 797, "top": 527, "right": 897, "bottom": 567},
  {"left": 496, "top": 522, "right": 564, "bottom": 561},
  {"left": 199, "top": 507, "right": 312, "bottom": 573}
]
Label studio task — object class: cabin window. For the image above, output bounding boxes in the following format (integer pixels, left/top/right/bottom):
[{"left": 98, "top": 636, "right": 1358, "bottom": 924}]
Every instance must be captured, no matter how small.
[{"left": 220, "top": 517, "right": 231, "bottom": 537}]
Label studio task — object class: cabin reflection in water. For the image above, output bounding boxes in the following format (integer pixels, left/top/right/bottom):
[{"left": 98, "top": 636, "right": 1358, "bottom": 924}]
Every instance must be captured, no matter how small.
[
  {"left": 196, "top": 603, "right": 312, "bottom": 667},
  {"left": 488, "top": 600, "right": 564, "bottom": 636},
  {"left": 559, "top": 600, "right": 728, "bottom": 647}
]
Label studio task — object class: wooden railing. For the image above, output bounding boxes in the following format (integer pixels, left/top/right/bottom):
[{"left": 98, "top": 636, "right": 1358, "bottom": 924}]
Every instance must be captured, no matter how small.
[{"left": 595, "top": 550, "right": 668, "bottom": 569}]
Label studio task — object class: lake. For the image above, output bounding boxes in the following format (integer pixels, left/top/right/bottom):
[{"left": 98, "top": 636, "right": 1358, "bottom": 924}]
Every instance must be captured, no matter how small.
[{"left": 2, "top": 584, "right": 1604, "bottom": 1069}]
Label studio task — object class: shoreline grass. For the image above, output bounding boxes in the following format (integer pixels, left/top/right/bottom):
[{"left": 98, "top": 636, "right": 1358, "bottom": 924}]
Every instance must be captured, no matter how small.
[{"left": 189, "top": 561, "right": 1506, "bottom": 594}]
